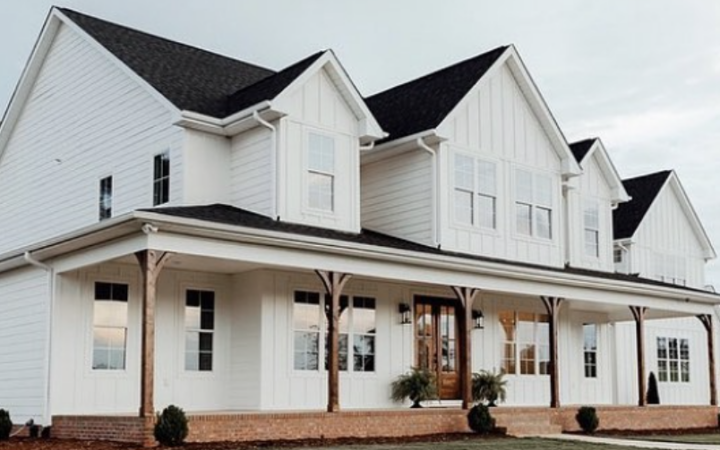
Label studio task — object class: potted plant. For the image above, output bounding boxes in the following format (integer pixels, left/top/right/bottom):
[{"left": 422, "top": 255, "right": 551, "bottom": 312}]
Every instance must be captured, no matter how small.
[
  {"left": 472, "top": 369, "right": 508, "bottom": 407},
  {"left": 391, "top": 367, "right": 437, "bottom": 408}
]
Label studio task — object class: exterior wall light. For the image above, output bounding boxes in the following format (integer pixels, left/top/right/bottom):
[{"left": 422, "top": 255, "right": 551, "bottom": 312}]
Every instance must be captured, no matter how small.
[
  {"left": 472, "top": 309, "right": 485, "bottom": 329},
  {"left": 399, "top": 303, "right": 412, "bottom": 325}
]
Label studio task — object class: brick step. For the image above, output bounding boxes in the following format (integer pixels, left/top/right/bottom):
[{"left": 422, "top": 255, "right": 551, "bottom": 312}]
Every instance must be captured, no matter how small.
[{"left": 503, "top": 423, "right": 563, "bottom": 437}]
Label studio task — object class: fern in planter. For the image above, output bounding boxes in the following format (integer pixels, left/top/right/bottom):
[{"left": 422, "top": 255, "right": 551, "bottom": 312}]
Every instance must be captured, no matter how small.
[
  {"left": 472, "top": 369, "right": 508, "bottom": 406},
  {"left": 391, "top": 367, "right": 437, "bottom": 408}
]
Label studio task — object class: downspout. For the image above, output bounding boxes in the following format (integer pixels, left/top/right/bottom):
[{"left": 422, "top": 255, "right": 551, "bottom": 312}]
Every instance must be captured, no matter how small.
[
  {"left": 24, "top": 252, "right": 54, "bottom": 426},
  {"left": 417, "top": 138, "right": 440, "bottom": 248},
  {"left": 253, "top": 111, "right": 280, "bottom": 220}
]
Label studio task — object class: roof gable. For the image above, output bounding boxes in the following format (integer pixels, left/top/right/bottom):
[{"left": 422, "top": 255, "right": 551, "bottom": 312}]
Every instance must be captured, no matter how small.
[
  {"left": 570, "top": 139, "right": 595, "bottom": 163},
  {"left": 570, "top": 138, "right": 629, "bottom": 203},
  {"left": 614, "top": 171, "right": 672, "bottom": 240}
]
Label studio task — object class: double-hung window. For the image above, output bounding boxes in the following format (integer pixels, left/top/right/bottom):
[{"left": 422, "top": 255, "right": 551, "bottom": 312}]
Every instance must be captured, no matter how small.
[
  {"left": 352, "top": 297, "right": 376, "bottom": 372},
  {"left": 153, "top": 152, "right": 170, "bottom": 206},
  {"left": 584, "top": 201, "right": 600, "bottom": 257},
  {"left": 499, "top": 311, "right": 549, "bottom": 375},
  {"left": 307, "top": 133, "right": 335, "bottom": 212},
  {"left": 657, "top": 337, "right": 690, "bottom": 382},
  {"left": 583, "top": 324, "right": 598, "bottom": 378},
  {"left": 515, "top": 169, "right": 553, "bottom": 239},
  {"left": 185, "top": 290, "right": 215, "bottom": 371},
  {"left": 99, "top": 176, "right": 113, "bottom": 221},
  {"left": 92, "top": 282, "right": 128, "bottom": 370},
  {"left": 453, "top": 154, "right": 497, "bottom": 229}
]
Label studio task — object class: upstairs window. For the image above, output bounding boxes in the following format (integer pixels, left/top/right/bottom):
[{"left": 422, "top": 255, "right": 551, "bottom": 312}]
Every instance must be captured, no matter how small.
[
  {"left": 93, "top": 282, "right": 128, "bottom": 370},
  {"left": 99, "top": 176, "right": 113, "bottom": 221},
  {"left": 453, "top": 154, "right": 497, "bottom": 229},
  {"left": 613, "top": 247, "right": 624, "bottom": 263},
  {"left": 584, "top": 201, "right": 600, "bottom": 257},
  {"left": 583, "top": 324, "right": 598, "bottom": 378},
  {"left": 657, "top": 337, "right": 690, "bottom": 383},
  {"left": 515, "top": 170, "right": 553, "bottom": 239},
  {"left": 307, "top": 133, "right": 335, "bottom": 212},
  {"left": 185, "top": 290, "right": 215, "bottom": 371},
  {"left": 153, "top": 152, "right": 170, "bottom": 206}
]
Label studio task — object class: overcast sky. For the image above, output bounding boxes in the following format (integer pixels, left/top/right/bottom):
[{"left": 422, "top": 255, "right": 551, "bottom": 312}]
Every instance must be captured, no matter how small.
[{"left": 2, "top": 0, "right": 720, "bottom": 287}]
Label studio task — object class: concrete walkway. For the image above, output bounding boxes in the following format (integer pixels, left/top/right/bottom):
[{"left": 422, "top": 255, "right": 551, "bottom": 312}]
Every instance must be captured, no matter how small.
[{"left": 547, "top": 434, "right": 720, "bottom": 450}]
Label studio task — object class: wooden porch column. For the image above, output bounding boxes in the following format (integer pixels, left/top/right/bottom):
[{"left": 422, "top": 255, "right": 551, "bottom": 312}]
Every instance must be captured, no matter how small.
[
  {"left": 540, "top": 296, "right": 563, "bottom": 408},
  {"left": 135, "top": 250, "right": 172, "bottom": 426},
  {"left": 316, "top": 270, "right": 352, "bottom": 413},
  {"left": 697, "top": 314, "right": 718, "bottom": 406},
  {"left": 452, "top": 286, "right": 480, "bottom": 410},
  {"left": 629, "top": 306, "right": 648, "bottom": 406}
]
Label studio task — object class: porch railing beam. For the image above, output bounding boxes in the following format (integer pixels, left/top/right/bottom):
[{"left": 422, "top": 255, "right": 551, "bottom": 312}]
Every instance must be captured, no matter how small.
[
  {"left": 316, "top": 270, "right": 352, "bottom": 413},
  {"left": 452, "top": 286, "right": 480, "bottom": 410},
  {"left": 629, "top": 305, "right": 648, "bottom": 407},
  {"left": 540, "top": 296, "right": 563, "bottom": 408},
  {"left": 697, "top": 314, "right": 717, "bottom": 406}
]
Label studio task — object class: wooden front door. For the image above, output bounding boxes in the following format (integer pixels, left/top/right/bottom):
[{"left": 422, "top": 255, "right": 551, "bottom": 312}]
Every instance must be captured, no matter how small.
[{"left": 414, "top": 297, "right": 460, "bottom": 400}]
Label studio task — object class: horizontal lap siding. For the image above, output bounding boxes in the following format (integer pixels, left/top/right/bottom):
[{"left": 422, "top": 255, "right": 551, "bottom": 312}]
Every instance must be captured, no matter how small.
[
  {"left": 0, "top": 23, "right": 181, "bottom": 255},
  {"left": 0, "top": 267, "right": 49, "bottom": 424}
]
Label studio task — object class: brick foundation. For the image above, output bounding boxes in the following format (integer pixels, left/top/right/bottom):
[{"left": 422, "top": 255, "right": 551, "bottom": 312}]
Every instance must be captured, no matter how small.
[{"left": 52, "top": 405, "right": 719, "bottom": 445}]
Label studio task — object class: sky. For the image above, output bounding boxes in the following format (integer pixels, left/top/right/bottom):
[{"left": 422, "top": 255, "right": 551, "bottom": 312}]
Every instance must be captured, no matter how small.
[{"left": 1, "top": 0, "right": 720, "bottom": 287}]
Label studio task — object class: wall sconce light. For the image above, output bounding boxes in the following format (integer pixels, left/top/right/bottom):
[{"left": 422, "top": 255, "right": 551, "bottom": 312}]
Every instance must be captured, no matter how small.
[
  {"left": 399, "top": 303, "right": 412, "bottom": 325},
  {"left": 472, "top": 309, "right": 485, "bottom": 330}
]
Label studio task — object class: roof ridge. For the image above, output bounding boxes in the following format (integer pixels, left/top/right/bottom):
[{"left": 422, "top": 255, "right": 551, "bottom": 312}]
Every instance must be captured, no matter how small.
[
  {"left": 366, "top": 45, "right": 509, "bottom": 100},
  {"left": 56, "top": 7, "right": 276, "bottom": 75}
]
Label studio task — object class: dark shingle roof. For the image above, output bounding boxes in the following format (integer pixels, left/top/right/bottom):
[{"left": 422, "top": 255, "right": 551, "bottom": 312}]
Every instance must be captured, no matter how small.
[
  {"left": 58, "top": 8, "right": 320, "bottom": 118},
  {"left": 614, "top": 171, "right": 672, "bottom": 239},
  {"left": 365, "top": 46, "right": 508, "bottom": 142},
  {"left": 569, "top": 138, "right": 596, "bottom": 163},
  {"left": 140, "top": 203, "right": 713, "bottom": 295}
]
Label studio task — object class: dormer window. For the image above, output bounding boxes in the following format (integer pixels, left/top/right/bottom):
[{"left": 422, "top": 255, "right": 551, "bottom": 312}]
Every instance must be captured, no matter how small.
[
  {"left": 515, "top": 169, "right": 552, "bottom": 239},
  {"left": 453, "top": 154, "right": 497, "bottom": 229},
  {"left": 307, "top": 133, "right": 335, "bottom": 212},
  {"left": 584, "top": 201, "right": 600, "bottom": 257}
]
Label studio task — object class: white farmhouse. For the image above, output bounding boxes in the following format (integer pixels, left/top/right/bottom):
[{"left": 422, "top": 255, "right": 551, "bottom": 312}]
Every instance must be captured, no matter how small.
[{"left": 0, "top": 7, "right": 717, "bottom": 444}]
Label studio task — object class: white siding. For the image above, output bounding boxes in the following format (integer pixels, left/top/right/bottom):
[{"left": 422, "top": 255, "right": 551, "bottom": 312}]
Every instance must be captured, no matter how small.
[
  {"left": 230, "top": 126, "right": 274, "bottom": 217},
  {"left": 437, "top": 65, "right": 564, "bottom": 266},
  {"left": 361, "top": 149, "right": 434, "bottom": 245},
  {"left": 0, "top": 23, "right": 182, "bottom": 255},
  {"left": 183, "top": 129, "right": 231, "bottom": 205},
  {"left": 0, "top": 267, "right": 49, "bottom": 423}
]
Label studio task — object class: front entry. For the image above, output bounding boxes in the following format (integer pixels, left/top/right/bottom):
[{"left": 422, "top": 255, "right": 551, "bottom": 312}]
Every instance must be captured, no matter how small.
[{"left": 414, "top": 296, "right": 460, "bottom": 400}]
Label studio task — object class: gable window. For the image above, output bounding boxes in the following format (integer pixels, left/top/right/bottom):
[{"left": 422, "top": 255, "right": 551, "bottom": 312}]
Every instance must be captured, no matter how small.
[
  {"left": 515, "top": 169, "right": 553, "bottom": 239},
  {"left": 583, "top": 324, "right": 598, "bottom": 378},
  {"left": 613, "top": 247, "right": 624, "bottom": 263},
  {"left": 657, "top": 337, "right": 689, "bottom": 383},
  {"left": 307, "top": 133, "right": 335, "bottom": 212},
  {"left": 185, "top": 290, "right": 214, "bottom": 371},
  {"left": 92, "top": 282, "right": 128, "bottom": 370},
  {"left": 453, "top": 154, "right": 497, "bottom": 229},
  {"left": 153, "top": 152, "right": 170, "bottom": 206},
  {"left": 584, "top": 201, "right": 600, "bottom": 257},
  {"left": 98, "top": 176, "right": 113, "bottom": 221},
  {"left": 499, "top": 311, "right": 549, "bottom": 375}
]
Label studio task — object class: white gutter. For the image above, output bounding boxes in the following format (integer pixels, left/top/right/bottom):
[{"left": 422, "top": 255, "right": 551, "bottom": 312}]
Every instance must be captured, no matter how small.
[
  {"left": 359, "top": 141, "right": 374, "bottom": 151},
  {"left": 24, "top": 252, "right": 54, "bottom": 426},
  {"left": 417, "top": 137, "right": 440, "bottom": 248},
  {"left": 175, "top": 100, "right": 274, "bottom": 136},
  {"left": 253, "top": 111, "right": 280, "bottom": 220},
  {"left": 368, "top": 129, "right": 438, "bottom": 153}
]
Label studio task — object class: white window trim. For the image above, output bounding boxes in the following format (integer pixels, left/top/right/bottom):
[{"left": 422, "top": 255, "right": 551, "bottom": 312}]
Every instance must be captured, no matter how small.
[
  {"left": 178, "top": 282, "right": 221, "bottom": 379},
  {"left": 152, "top": 150, "right": 171, "bottom": 206},
  {"left": 657, "top": 336, "right": 690, "bottom": 383},
  {"left": 183, "top": 288, "right": 216, "bottom": 374},
  {"left": 500, "top": 310, "right": 550, "bottom": 377},
  {"left": 583, "top": 323, "right": 599, "bottom": 379},
  {"left": 513, "top": 168, "right": 555, "bottom": 242},
  {"left": 583, "top": 200, "right": 600, "bottom": 259},
  {"left": 451, "top": 152, "right": 499, "bottom": 232},
  {"left": 98, "top": 175, "right": 113, "bottom": 221},
  {"left": 304, "top": 129, "right": 337, "bottom": 215}
]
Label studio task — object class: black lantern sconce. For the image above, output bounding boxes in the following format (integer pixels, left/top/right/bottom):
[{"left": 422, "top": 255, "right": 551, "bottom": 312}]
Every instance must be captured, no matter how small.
[
  {"left": 399, "top": 303, "right": 412, "bottom": 325},
  {"left": 472, "top": 309, "right": 485, "bottom": 330}
]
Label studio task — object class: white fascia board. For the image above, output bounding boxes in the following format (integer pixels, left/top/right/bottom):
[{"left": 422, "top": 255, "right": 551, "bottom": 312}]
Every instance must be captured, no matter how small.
[
  {"left": 51, "top": 234, "right": 149, "bottom": 273},
  {"left": 174, "top": 101, "right": 286, "bottom": 137},
  {"left": 272, "top": 51, "right": 386, "bottom": 140},
  {"left": 666, "top": 173, "right": 717, "bottom": 260},
  {"left": 360, "top": 130, "right": 445, "bottom": 165},
  {"left": 585, "top": 139, "right": 631, "bottom": 203},
  {"left": 133, "top": 211, "right": 720, "bottom": 308}
]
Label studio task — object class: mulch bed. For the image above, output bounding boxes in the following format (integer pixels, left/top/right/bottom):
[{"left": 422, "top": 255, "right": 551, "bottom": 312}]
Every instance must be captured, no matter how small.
[{"left": 0, "top": 432, "right": 505, "bottom": 450}]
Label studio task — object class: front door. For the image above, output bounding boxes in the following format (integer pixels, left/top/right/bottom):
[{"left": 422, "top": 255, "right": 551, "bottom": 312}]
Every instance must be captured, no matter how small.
[{"left": 414, "top": 296, "right": 460, "bottom": 400}]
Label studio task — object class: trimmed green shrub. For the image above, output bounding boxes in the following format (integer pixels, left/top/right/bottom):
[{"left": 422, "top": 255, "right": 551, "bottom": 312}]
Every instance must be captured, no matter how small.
[
  {"left": 472, "top": 369, "right": 508, "bottom": 406},
  {"left": 646, "top": 372, "right": 660, "bottom": 405},
  {"left": 0, "top": 409, "right": 11, "bottom": 441},
  {"left": 390, "top": 367, "right": 437, "bottom": 408},
  {"left": 467, "top": 404, "right": 495, "bottom": 434},
  {"left": 154, "top": 405, "right": 188, "bottom": 447},
  {"left": 575, "top": 406, "right": 599, "bottom": 434}
]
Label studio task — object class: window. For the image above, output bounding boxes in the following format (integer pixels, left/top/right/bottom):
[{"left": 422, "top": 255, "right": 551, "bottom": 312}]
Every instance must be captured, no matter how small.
[
  {"left": 294, "top": 291, "right": 376, "bottom": 372},
  {"left": 93, "top": 282, "right": 128, "bottom": 370},
  {"left": 99, "top": 176, "right": 113, "bottom": 221},
  {"left": 153, "top": 152, "right": 170, "bottom": 206},
  {"left": 584, "top": 201, "right": 600, "bottom": 257},
  {"left": 499, "top": 311, "right": 549, "bottom": 375},
  {"left": 453, "top": 154, "right": 497, "bottom": 229},
  {"left": 657, "top": 337, "right": 690, "bottom": 383},
  {"left": 613, "top": 247, "right": 624, "bottom": 263},
  {"left": 185, "top": 290, "right": 214, "bottom": 371},
  {"left": 654, "top": 254, "right": 687, "bottom": 286},
  {"left": 307, "top": 133, "right": 335, "bottom": 212},
  {"left": 583, "top": 324, "right": 598, "bottom": 378},
  {"left": 515, "top": 169, "right": 553, "bottom": 239}
]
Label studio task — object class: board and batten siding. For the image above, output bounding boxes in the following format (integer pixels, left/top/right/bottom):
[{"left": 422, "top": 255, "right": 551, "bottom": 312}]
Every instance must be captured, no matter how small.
[
  {"left": 361, "top": 149, "right": 434, "bottom": 246},
  {"left": 230, "top": 126, "right": 274, "bottom": 217},
  {"left": 437, "top": 64, "right": 564, "bottom": 267},
  {"left": 0, "top": 23, "right": 182, "bottom": 256},
  {"left": 0, "top": 267, "right": 50, "bottom": 424}
]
